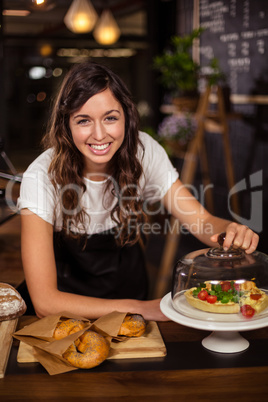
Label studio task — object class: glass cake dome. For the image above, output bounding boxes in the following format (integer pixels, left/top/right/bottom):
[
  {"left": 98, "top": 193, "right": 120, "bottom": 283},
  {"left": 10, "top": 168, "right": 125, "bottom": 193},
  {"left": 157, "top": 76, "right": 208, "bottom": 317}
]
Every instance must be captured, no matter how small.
[{"left": 171, "top": 233, "right": 268, "bottom": 322}]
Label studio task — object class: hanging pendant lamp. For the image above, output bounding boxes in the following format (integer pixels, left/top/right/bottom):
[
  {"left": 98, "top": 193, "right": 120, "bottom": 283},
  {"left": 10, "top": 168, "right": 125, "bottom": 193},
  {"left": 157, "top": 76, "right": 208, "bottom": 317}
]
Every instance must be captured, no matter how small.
[
  {"left": 93, "top": 9, "right": 121, "bottom": 45},
  {"left": 64, "top": 0, "right": 98, "bottom": 34}
]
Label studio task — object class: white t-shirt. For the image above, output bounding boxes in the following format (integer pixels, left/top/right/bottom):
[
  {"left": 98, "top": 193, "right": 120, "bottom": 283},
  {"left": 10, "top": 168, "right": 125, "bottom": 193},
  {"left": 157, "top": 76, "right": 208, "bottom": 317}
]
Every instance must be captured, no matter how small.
[{"left": 17, "top": 131, "right": 179, "bottom": 234}]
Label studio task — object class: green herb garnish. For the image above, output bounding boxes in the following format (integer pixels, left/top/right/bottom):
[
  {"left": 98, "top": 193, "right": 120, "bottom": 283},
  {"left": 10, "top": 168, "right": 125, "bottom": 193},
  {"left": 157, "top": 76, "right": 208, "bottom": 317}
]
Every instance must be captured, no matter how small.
[{"left": 193, "top": 281, "right": 243, "bottom": 304}]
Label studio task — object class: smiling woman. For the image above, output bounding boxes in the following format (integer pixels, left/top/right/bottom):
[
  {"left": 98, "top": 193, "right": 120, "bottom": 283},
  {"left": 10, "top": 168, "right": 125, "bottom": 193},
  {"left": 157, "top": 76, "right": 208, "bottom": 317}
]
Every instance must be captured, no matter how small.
[{"left": 16, "top": 61, "right": 259, "bottom": 322}]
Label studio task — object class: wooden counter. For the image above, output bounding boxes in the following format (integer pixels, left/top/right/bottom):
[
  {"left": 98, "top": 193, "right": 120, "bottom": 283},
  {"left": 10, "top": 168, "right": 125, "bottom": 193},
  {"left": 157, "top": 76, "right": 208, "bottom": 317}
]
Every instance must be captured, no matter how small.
[{"left": 0, "top": 316, "right": 268, "bottom": 401}]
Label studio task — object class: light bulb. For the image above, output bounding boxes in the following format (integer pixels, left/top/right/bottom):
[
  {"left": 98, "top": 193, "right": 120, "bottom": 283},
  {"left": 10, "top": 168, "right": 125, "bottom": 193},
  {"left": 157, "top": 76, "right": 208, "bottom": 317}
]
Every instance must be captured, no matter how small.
[
  {"left": 93, "top": 10, "right": 121, "bottom": 45},
  {"left": 64, "top": 0, "right": 98, "bottom": 34}
]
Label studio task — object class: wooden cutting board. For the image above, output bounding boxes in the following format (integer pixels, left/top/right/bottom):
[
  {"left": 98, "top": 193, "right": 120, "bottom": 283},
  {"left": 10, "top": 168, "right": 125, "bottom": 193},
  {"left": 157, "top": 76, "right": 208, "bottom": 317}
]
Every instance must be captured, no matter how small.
[
  {"left": 0, "top": 318, "right": 18, "bottom": 378},
  {"left": 17, "top": 321, "right": 166, "bottom": 363}
]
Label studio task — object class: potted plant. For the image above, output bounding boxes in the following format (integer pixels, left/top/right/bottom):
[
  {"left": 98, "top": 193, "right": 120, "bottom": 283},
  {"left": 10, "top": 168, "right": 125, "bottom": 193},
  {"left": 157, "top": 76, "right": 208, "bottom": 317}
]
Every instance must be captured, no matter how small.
[{"left": 153, "top": 28, "right": 203, "bottom": 111}]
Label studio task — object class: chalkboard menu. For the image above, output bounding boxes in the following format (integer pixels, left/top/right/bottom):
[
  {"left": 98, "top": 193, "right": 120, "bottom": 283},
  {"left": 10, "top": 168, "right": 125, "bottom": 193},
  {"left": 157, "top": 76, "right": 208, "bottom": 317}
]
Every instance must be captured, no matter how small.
[{"left": 199, "top": 0, "right": 268, "bottom": 100}]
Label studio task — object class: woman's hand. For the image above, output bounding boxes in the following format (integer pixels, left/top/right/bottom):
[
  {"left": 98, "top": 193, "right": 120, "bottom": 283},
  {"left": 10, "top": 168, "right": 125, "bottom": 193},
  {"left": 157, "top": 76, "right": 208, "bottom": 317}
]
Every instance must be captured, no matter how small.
[
  {"left": 137, "top": 299, "right": 169, "bottom": 321},
  {"left": 210, "top": 222, "right": 259, "bottom": 254}
]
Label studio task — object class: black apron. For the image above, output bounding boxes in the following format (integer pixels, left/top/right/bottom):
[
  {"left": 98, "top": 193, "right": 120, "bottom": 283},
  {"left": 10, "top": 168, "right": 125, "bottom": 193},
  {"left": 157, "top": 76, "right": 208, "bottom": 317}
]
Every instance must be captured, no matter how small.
[{"left": 53, "top": 230, "right": 148, "bottom": 300}]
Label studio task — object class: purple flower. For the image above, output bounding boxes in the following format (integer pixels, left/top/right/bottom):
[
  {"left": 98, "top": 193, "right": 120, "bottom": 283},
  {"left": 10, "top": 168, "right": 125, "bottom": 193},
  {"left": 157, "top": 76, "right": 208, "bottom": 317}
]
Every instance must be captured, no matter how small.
[{"left": 157, "top": 113, "right": 197, "bottom": 144}]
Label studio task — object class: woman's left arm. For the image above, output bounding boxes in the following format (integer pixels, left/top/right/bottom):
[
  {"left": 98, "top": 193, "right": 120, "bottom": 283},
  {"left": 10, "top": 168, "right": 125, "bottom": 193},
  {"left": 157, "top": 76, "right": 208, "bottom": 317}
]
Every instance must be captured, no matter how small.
[{"left": 162, "top": 179, "right": 259, "bottom": 254}]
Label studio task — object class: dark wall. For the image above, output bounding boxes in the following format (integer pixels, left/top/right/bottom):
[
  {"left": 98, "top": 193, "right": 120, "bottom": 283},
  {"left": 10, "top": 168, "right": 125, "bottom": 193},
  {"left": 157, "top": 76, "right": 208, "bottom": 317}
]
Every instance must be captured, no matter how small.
[{"left": 199, "top": 0, "right": 268, "bottom": 97}]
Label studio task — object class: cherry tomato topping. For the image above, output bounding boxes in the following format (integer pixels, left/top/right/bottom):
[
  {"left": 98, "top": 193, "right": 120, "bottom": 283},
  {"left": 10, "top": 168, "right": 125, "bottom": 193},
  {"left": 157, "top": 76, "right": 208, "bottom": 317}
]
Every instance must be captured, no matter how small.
[
  {"left": 206, "top": 294, "right": 217, "bottom": 304},
  {"left": 234, "top": 283, "right": 240, "bottom": 291},
  {"left": 198, "top": 290, "right": 208, "bottom": 300},
  {"left": 221, "top": 281, "right": 232, "bottom": 292},
  {"left": 250, "top": 294, "right": 262, "bottom": 300},
  {"left": 241, "top": 304, "right": 255, "bottom": 318}
]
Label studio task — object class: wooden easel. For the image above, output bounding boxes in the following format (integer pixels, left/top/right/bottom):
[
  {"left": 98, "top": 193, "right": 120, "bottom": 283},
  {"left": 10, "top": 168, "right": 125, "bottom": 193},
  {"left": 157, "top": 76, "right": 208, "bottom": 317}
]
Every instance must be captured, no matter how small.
[{"left": 153, "top": 85, "right": 240, "bottom": 298}]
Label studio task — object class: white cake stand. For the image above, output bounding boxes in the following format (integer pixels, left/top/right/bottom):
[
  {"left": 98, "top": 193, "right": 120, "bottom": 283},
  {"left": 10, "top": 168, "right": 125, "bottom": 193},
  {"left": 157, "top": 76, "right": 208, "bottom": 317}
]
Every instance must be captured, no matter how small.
[{"left": 160, "top": 292, "right": 268, "bottom": 353}]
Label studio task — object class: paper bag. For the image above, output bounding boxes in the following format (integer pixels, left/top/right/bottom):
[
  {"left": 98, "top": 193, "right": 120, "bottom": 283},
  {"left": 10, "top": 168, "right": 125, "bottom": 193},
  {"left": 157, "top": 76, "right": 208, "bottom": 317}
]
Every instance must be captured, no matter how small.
[{"left": 13, "top": 310, "right": 128, "bottom": 375}]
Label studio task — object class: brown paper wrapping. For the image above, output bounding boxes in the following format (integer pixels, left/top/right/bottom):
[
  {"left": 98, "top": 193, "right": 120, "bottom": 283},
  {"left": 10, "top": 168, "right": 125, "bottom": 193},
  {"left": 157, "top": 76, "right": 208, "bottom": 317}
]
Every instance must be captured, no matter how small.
[{"left": 13, "top": 311, "right": 128, "bottom": 375}]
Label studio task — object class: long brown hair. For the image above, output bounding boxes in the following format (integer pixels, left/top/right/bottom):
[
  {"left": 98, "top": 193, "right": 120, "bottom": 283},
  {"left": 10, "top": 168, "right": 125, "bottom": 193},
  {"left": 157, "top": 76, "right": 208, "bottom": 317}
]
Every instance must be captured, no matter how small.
[{"left": 42, "top": 61, "right": 146, "bottom": 246}]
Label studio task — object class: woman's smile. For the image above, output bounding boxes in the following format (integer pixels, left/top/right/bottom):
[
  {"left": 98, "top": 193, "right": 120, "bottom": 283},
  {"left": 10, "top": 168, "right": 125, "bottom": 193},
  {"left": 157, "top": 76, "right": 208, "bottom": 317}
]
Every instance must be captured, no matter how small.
[{"left": 88, "top": 142, "right": 112, "bottom": 154}]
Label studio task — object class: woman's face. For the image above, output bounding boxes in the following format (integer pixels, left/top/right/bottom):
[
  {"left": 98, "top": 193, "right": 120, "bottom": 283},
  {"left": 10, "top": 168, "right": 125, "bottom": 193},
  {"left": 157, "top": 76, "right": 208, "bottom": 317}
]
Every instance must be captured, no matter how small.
[{"left": 69, "top": 88, "right": 125, "bottom": 180}]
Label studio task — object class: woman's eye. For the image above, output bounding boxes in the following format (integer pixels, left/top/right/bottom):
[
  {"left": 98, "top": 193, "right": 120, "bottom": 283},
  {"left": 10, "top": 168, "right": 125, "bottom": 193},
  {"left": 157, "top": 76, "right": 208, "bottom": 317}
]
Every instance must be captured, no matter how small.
[
  {"left": 77, "top": 119, "right": 89, "bottom": 125},
  {"left": 105, "top": 116, "right": 118, "bottom": 122}
]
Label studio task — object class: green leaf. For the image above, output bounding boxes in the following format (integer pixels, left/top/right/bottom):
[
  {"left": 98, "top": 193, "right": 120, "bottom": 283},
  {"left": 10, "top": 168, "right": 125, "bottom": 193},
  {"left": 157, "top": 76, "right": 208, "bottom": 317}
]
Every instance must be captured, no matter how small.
[{"left": 221, "top": 295, "right": 231, "bottom": 304}]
